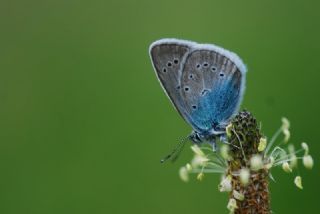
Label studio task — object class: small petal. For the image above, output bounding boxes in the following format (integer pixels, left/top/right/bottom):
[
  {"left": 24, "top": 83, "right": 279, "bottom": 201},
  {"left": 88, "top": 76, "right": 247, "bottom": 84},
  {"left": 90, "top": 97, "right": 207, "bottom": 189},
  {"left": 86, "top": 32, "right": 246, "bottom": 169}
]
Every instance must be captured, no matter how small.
[
  {"left": 301, "top": 142, "right": 309, "bottom": 155},
  {"left": 227, "top": 198, "right": 238, "bottom": 212},
  {"left": 294, "top": 176, "right": 303, "bottom": 189},
  {"left": 197, "top": 172, "right": 204, "bottom": 181},
  {"left": 250, "top": 155, "right": 263, "bottom": 171},
  {"left": 303, "top": 155, "right": 314, "bottom": 169},
  {"left": 258, "top": 137, "right": 267, "bottom": 152},
  {"left": 239, "top": 168, "right": 250, "bottom": 185},
  {"left": 219, "top": 175, "right": 232, "bottom": 192},
  {"left": 179, "top": 167, "right": 189, "bottom": 182},
  {"left": 226, "top": 123, "right": 233, "bottom": 137},
  {"left": 281, "top": 117, "right": 290, "bottom": 130},
  {"left": 233, "top": 190, "right": 245, "bottom": 201},
  {"left": 282, "top": 162, "right": 292, "bottom": 173},
  {"left": 191, "top": 145, "right": 205, "bottom": 156}
]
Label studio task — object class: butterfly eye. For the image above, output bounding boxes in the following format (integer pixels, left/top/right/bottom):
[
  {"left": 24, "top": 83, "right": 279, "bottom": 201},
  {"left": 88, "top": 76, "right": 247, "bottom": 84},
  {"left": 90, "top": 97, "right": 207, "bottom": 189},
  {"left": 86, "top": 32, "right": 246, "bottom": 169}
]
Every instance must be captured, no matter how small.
[
  {"left": 173, "top": 59, "right": 179, "bottom": 64},
  {"left": 167, "top": 62, "right": 172, "bottom": 67}
]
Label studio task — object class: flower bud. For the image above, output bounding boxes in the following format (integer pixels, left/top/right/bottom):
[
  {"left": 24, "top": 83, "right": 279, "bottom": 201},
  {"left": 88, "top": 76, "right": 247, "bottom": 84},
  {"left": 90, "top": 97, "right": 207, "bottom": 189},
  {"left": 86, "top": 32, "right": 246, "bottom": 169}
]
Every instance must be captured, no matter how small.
[
  {"left": 219, "top": 175, "right": 232, "bottom": 192},
  {"left": 197, "top": 172, "right": 204, "bottom": 181},
  {"left": 233, "top": 190, "right": 244, "bottom": 201},
  {"left": 301, "top": 142, "right": 309, "bottom": 155},
  {"left": 303, "top": 155, "right": 314, "bottom": 169},
  {"left": 282, "top": 162, "right": 292, "bottom": 173},
  {"left": 258, "top": 137, "right": 267, "bottom": 152},
  {"left": 283, "top": 129, "right": 290, "bottom": 143},
  {"left": 227, "top": 198, "right": 238, "bottom": 212},
  {"left": 294, "top": 176, "right": 303, "bottom": 189},
  {"left": 186, "top": 163, "right": 192, "bottom": 171},
  {"left": 239, "top": 168, "right": 250, "bottom": 185},
  {"left": 179, "top": 167, "right": 189, "bottom": 182},
  {"left": 250, "top": 155, "right": 263, "bottom": 171},
  {"left": 281, "top": 117, "right": 290, "bottom": 130}
]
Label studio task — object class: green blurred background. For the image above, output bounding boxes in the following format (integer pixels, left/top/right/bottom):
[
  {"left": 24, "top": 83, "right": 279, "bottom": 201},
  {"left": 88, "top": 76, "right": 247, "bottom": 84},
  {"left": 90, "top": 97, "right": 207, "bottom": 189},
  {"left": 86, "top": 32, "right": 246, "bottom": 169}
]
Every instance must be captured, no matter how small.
[{"left": 0, "top": 0, "right": 319, "bottom": 213}]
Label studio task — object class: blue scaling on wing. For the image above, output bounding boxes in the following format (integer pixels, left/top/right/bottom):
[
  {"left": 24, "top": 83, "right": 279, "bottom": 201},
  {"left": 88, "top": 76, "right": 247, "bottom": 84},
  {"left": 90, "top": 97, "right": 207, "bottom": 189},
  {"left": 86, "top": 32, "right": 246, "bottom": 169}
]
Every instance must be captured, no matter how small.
[
  {"left": 180, "top": 49, "right": 244, "bottom": 135},
  {"left": 149, "top": 39, "right": 247, "bottom": 139},
  {"left": 192, "top": 75, "right": 241, "bottom": 132}
]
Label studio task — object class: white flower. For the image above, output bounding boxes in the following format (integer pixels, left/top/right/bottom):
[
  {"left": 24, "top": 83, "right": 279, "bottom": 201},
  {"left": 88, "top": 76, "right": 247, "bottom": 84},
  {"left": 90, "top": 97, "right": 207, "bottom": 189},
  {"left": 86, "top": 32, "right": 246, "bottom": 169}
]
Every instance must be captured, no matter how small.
[
  {"left": 258, "top": 137, "right": 267, "bottom": 152},
  {"left": 227, "top": 198, "right": 238, "bottom": 212},
  {"left": 282, "top": 162, "right": 292, "bottom": 173},
  {"left": 239, "top": 168, "right": 250, "bottom": 185},
  {"left": 179, "top": 166, "right": 189, "bottom": 182},
  {"left": 233, "top": 190, "right": 244, "bottom": 201},
  {"left": 219, "top": 175, "right": 232, "bottom": 192},
  {"left": 250, "top": 155, "right": 263, "bottom": 171},
  {"left": 294, "top": 176, "right": 303, "bottom": 189},
  {"left": 303, "top": 155, "right": 314, "bottom": 169}
]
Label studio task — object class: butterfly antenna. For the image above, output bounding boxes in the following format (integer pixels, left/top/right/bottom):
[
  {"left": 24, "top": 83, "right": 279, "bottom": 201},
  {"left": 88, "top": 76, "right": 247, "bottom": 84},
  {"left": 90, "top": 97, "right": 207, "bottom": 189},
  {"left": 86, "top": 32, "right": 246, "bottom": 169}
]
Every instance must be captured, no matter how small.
[{"left": 160, "top": 136, "right": 191, "bottom": 163}]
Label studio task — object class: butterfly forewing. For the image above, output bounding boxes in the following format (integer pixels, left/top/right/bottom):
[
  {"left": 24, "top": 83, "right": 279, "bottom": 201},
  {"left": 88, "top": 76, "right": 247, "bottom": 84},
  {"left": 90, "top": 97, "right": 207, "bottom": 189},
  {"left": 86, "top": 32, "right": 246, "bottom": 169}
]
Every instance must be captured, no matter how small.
[{"left": 149, "top": 41, "right": 192, "bottom": 121}]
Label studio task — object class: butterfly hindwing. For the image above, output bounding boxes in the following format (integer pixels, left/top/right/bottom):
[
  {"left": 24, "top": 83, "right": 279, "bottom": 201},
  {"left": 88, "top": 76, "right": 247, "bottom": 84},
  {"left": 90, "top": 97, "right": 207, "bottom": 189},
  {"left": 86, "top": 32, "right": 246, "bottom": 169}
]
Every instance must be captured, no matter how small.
[{"left": 180, "top": 49, "right": 244, "bottom": 132}]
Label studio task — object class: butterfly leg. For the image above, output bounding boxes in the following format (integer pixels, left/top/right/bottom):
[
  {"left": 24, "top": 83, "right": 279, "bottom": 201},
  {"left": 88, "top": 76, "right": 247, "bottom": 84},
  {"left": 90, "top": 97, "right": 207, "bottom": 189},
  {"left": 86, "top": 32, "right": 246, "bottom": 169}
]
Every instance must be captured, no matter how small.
[
  {"left": 219, "top": 134, "right": 228, "bottom": 144},
  {"left": 189, "top": 131, "right": 203, "bottom": 144},
  {"left": 219, "top": 134, "right": 240, "bottom": 149}
]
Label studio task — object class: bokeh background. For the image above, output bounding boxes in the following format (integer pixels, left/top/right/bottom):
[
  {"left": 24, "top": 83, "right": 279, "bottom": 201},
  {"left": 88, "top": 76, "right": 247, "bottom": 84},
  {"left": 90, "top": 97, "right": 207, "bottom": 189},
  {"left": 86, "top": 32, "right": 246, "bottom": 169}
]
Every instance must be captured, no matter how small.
[{"left": 1, "top": 0, "right": 319, "bottom": 213}]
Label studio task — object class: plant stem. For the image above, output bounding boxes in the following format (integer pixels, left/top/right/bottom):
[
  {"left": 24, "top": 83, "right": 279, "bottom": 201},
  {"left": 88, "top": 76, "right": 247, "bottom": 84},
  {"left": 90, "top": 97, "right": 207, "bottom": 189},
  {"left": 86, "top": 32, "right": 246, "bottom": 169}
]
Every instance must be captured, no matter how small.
[{"left": 227, "top": 111, "right": 270, "bottom": 214}]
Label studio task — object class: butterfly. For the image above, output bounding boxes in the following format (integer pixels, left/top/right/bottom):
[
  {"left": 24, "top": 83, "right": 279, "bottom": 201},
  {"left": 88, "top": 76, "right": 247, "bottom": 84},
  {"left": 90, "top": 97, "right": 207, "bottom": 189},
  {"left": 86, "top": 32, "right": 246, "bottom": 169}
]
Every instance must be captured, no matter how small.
[{"left": 149, "top": 39, "right": 247, "bottom": 162}]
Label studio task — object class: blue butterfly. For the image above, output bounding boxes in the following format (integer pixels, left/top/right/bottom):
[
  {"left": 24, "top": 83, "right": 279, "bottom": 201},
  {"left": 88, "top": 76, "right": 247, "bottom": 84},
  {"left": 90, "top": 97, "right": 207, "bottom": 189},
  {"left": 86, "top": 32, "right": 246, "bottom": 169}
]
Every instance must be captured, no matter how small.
[{"left": 149, "top": 39, "right": 247, "bottom": 161}]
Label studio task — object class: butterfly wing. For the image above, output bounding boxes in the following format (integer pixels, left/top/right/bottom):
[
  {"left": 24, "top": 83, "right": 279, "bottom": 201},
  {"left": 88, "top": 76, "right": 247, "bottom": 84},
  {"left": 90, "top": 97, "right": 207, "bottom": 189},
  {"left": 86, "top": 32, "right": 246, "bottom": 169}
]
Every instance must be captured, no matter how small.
[
  {"left": 149, "top": 39, "right": 246, "bottom": 134},
  {"left": 149, "top": 39, "right": 194, "bottom": 124},
  {"left": 180, "top": 46, "right": 246, "bottom": 133}
]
